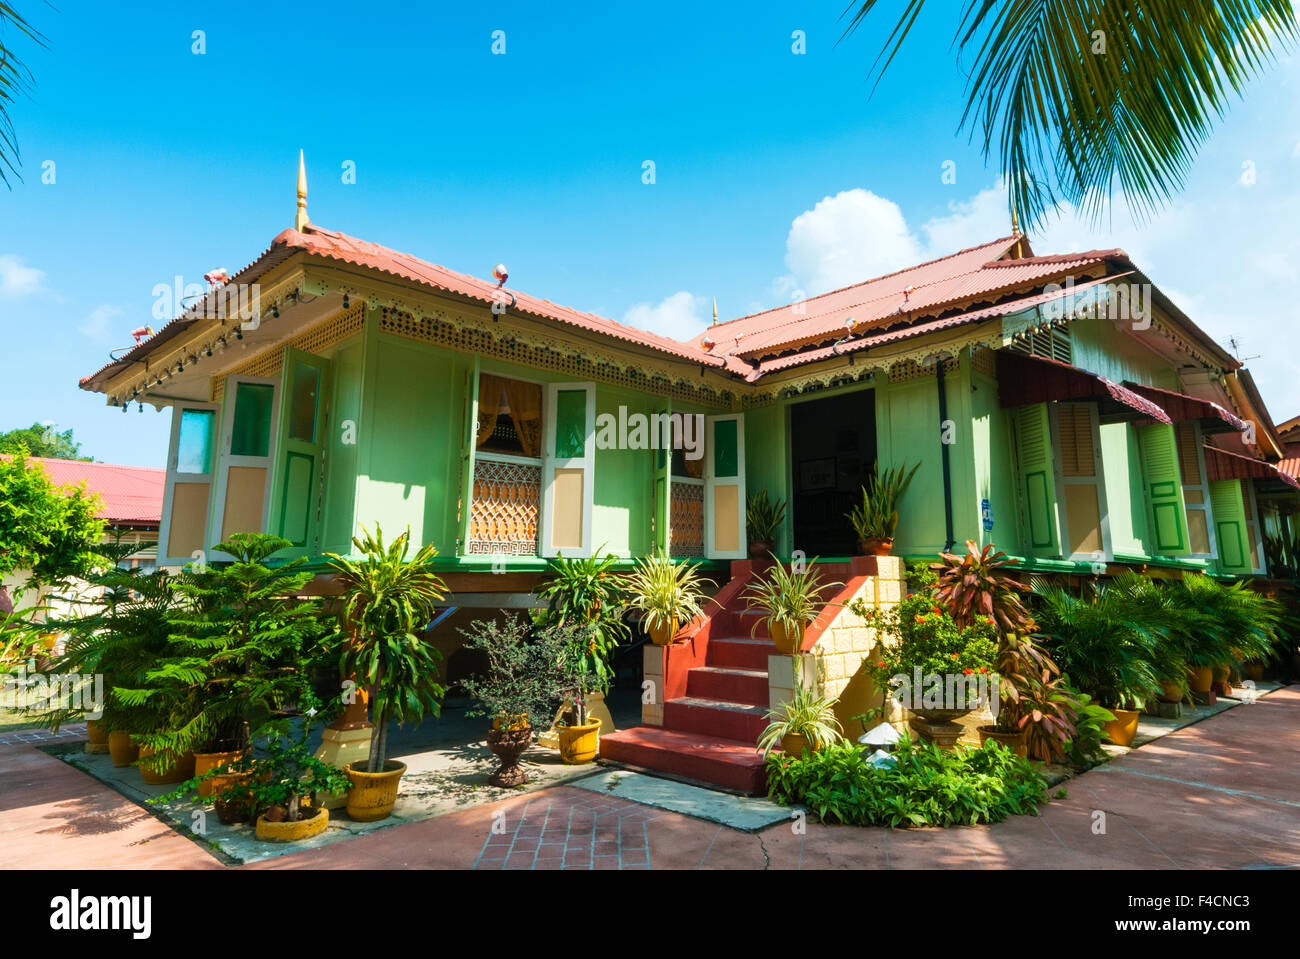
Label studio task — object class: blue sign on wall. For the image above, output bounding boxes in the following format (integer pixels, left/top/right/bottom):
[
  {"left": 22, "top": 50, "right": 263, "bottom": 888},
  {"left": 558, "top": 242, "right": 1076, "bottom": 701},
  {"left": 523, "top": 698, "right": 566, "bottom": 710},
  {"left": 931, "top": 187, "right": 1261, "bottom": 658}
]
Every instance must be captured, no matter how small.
[{"left": 981, "top": 498, "right": 994, "bottom": 533}]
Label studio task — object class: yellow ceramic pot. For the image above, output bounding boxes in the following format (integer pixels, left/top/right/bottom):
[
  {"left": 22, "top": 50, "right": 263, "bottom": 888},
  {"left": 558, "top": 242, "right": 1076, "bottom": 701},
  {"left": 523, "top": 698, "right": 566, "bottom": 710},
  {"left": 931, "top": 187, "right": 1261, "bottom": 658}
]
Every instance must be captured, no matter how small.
[
  {"left": 194, "top": 749, "right": 246, "bottom": 797},
  {"left": 84, "top": 720, "right": 110, "bottom": 754},
  {"left": 107, "top": 731, "right": 139, "bottom": 768},
  {"left": 769, "top": 620, "right": 804, "bottom": 655},
  {"left": 137, "top": 746, "right": 196, "bottom": 786},
  {"left": 255, "top": 806, "right": 329, "bottom": 843},
  {"left": 558, "top": 718, "right": 601, "bottom": 764},
  {"left": 1100, "top": 707, "right": 1140, "bottom": 748},
  {"left": 345, "top": 760, "right": 406, "bottom": 822},
  {"left": 1187, "top": 666, "right": 1213, "bottom": 694},
  {"left": 781, "top": 732, "right": 811, "bottom": 757},
  {"left": 648, "top": 618, "right": 679, "bottom": 646}
]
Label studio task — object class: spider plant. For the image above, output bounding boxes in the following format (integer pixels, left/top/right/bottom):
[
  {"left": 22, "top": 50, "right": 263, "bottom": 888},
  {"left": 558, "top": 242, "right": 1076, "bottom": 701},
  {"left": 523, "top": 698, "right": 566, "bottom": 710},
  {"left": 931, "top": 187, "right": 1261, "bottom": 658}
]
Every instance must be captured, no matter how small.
[
  {"left": 745, "top": 489, "right": 787, "bottom": 546},
  {"left": 848, "top": 462, "right": 919, "bottom": 545},
  {"left": 757, "top": 661, "right": 843, "bottom": 758},
  {"left": 623, "top": 550, "right": 713, "bottom": 643},
  {"left": 742, "top": 559, "right": 841, "bottom": 654}
]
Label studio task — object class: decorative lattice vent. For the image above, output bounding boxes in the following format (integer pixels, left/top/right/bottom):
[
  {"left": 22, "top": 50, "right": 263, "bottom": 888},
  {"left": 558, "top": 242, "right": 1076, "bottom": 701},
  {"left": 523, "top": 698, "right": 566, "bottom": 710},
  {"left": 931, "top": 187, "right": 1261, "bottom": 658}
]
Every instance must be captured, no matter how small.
[
  {"left": 212, "top": 304, "right": 366, "bottom": 402},
  {"left": 670, "top": 482, "right": 705, "bottom": 557},
  {"left": 466, "top": 458, "right": 542, "bottom": 555}
]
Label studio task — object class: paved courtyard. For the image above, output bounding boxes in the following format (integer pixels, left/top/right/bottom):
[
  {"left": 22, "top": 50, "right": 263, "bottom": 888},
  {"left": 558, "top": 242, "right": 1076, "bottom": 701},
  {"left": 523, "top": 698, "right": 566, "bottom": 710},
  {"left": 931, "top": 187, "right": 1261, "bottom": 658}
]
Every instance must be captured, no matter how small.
[{"left": 2, "top": 687, "right": 1297, "bottom": 870}]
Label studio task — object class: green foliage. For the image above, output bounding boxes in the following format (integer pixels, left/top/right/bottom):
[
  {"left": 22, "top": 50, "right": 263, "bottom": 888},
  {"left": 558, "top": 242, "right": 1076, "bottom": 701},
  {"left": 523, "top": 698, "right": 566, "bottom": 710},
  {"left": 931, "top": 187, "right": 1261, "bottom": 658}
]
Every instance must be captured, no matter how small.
[
  {"left": 113, "top": 534, "right": 329, "bottom": 769},
  {"left": 326, "top": 525, "right": 448, "bottom": 773},
  {"left": 855, "top": 593, "right": 997, "bottom": 691},
  {"left": 840, "top": 1, "right": 1299, "bottom": 230},
  {"left": 766, "top": 737, "right": 1047, "bottom": 828},
  {"left": 745, "top": 489, "right": 787, "bottom": 544},
  {"left": 0, "top": 5, "right": 46, "bottom": 186},
  {"left": 743, "top": 558, "right": 840, "bottom": 642},
  {"left": 1030, "top": 579, "right": 1167, "bottom": 710},
  {"left": 756, "top": 660, "right": 843, "bottom": 758},
  {"left": 847, "top": 462, "right": 919, "bottom": 542},
  {"left": 0, "top": 423, "right": 91, "bottom": 461},
  {"left": 0, "top": 449, "right": 104, "bottom": 588},
  {"left": 1065, "top": 688, "right": 1116, "bottom": 767},
  {"left": 457, "top": 615, "right": 571, "bottom": 732},
  {"left": 534, "top": 550, "right": 629, "bottom": 692},
  {"left": 1169, "top": 573, "right": 1280, "bottom": 667},
  {"left": 154, "top": 691, "right": 349, "bottom": 825},
  {"left": 904, "top": 560, "right": 939, "bottom": 595},
  {"left": 623, "top": 549, "right": 712, "bottom": 635},
  {"left": 932, "top": 540, "right": 1032, "bottom": 632}
]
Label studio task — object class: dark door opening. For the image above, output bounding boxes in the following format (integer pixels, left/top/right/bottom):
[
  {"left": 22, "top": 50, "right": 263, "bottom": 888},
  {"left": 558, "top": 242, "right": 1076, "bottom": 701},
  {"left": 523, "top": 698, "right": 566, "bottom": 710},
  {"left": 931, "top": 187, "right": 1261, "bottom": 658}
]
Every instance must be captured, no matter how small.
[{"left": 790, "top": 389, "right": 877, "bottom": 558}]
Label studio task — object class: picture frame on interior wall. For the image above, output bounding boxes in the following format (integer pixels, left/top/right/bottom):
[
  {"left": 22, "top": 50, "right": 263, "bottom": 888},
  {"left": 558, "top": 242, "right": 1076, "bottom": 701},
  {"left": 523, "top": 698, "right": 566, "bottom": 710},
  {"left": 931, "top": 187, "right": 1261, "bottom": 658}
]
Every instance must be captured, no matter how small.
[{"left": 800, "top": 457, "right": 835, "bottom": 492}]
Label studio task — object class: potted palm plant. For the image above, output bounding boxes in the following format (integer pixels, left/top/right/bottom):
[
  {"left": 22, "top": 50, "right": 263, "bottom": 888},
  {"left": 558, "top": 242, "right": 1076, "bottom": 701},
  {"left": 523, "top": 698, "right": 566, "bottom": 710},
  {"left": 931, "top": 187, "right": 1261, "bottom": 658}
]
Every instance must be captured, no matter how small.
[
  {"left": 623, "top": 549, "right": 713, "bottom": 645},
  {"left": 742, "top": 559, "right": 841, "bottom": 654},
  {"left": 458, "top": 616, "right": 571, "bottom": 786},
  {"left": 756, "top": 659, "right": 842, "bottom": 757},
  {"left": 745, "top": 490, "right": 787, "bottom": 559},
  {"left": 326, "top": 526, "right": 448, "bottom": 822},
  {"left": 1032, "top": 581, "right": 1166, "bottom": 747},
  {"left": 847, "top": 463, "right": 919, "bottom": 555}
]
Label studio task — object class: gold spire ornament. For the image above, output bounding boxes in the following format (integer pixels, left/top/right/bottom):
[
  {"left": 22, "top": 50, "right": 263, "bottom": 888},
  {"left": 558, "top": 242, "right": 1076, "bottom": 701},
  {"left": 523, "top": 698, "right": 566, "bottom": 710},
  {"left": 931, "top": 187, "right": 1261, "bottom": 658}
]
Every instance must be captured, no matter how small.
[
  {"left": 295, "top": 150, "right": 309, "bottom": 232},
  {"left": 712, "top": 297, "right": 718, "bottom": 326}
]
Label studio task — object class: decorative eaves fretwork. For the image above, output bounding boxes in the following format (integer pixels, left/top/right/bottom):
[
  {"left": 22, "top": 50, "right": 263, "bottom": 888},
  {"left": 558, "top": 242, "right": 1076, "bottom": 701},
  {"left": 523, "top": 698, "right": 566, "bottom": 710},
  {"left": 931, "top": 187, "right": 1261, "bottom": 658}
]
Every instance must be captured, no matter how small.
[{"left": 378, "top": 307, "right": 736, "bottom": 409}]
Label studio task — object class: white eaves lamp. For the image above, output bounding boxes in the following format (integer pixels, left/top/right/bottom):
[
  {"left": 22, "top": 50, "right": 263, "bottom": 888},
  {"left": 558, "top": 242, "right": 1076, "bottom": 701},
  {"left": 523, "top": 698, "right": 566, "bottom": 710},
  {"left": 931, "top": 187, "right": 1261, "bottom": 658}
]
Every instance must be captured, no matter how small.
[{"left": 859, "top": 721, "right": 902, "bottom": 768}]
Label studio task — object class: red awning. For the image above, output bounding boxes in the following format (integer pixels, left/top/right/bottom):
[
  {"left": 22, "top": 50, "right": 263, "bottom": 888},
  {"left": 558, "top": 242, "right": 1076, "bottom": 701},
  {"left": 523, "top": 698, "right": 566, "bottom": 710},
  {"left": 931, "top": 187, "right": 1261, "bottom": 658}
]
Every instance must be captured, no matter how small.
[
  {"left": 1204, "top": 445, "right": 1300, "bottom": 490},
  {"left": 996, "top": 351, "right": 1171, "bottom": 424},
  {"left": 1122, "top": 382, "right": 1247, "bottom": 434}
]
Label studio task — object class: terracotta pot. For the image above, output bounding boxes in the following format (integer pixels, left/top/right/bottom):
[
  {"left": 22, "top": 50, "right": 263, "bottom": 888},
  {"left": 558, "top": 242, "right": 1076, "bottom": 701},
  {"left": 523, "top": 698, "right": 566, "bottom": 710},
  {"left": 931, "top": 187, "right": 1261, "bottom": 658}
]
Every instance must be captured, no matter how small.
[
  {"left": 781, "top": 732, "right": 811, "bottom": 757},
  {"left": 558, "top": 718, "right": 601, "bottom": 764},
  {"left": 748, "top": 541, "right": 773, "bottom": 560},
  {"left": 977, "top": 725, "right": 1028, "bottom": 758},
  {"left": 1158, "top": 682, "right": 1184, "bottom": 704},
  {"left": 84, "top": 720, "right": 110, "bottom": 754},
  {"left": 486, "top": 725, "right": 533, "bottom": 787},
  {"left": 255, "top": 805, "right": 328, "bottom": 843},
  {"left": 107, "top": 731, "right": 139, "bottom": 768},
  {"left": 769, "top": 620, "right": 804, "bottom": 655},
  {"left": 345, "top": 760, "right": 406, "bottom": 822},
  {"left": 138, "top": 746, "right": 196, "bottom": 786},
  {"left": 1101, "top": 707, "right": 1140, "bottom": 748},
  {"left": 648, "top": 618, "right": 679, "bottom": 646},
  {"left": 1187, "top": 665, "right": 1213, "bottom": 694},
  {"left": 194, "top": 749, "right": 246, "bottom": 798},
  {"left": 860, "top": 538, "right": 894, "bottom": 556}
]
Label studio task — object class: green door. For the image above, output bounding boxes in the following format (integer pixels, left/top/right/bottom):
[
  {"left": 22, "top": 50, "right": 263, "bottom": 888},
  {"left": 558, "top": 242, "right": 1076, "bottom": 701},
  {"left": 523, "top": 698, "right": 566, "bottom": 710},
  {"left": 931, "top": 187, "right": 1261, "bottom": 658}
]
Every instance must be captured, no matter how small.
[
  {"left": 1137, "top": 423, "right": 1191, "bottom": 556},
  {"left": 269, "top": 348, "right": 332, "bottom": 554},
  {"left": 1210, "top": 479, "right": 1251, "bottom": 574}
]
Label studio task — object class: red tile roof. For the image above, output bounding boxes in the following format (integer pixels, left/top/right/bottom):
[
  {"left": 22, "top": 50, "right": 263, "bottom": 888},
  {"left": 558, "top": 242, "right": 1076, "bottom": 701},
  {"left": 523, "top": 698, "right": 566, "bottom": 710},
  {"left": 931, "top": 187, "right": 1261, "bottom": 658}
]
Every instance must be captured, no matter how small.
[
  {"left": 995, "top": 352, "right": 1172, "bottom": 424},
  {"left": 2, "top": 455, "right": 165, "bottom": 525},
  {"left": 692, "top": 237, "right": 1131, "bottom": 360}
]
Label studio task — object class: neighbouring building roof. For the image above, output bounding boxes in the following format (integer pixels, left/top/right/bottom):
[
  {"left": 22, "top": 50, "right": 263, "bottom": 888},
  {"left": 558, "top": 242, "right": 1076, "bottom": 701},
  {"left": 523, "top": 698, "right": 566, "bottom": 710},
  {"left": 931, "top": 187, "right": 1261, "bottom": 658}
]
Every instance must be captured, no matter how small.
[{"left": 1, "top": 455, "right": 165, "bottom": 526}]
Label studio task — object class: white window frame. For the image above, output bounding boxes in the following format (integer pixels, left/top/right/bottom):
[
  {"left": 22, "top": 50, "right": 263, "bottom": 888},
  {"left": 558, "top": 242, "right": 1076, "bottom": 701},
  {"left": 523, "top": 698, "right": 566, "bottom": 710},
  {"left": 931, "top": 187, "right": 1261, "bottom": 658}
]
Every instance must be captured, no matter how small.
[
  {"left": 210, "top": 375, "right": 280, "bottom": 560},
  {"left": 539, "top": 381, "right": 595, "bottom": 559},
  {"left": 157, "top": 402, "right": 218, "bottom": 567}
]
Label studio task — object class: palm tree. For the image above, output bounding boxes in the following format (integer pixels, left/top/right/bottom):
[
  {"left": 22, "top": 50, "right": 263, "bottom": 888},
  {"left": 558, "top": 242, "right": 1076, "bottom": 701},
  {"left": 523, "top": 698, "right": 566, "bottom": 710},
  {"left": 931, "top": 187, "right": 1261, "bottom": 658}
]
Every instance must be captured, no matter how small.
[
  {"left": 841, "top": 1, "right": 1298, "bottom": 229},
  {"left": 1, "top": 4, "right": 47, "bottom": 186}
]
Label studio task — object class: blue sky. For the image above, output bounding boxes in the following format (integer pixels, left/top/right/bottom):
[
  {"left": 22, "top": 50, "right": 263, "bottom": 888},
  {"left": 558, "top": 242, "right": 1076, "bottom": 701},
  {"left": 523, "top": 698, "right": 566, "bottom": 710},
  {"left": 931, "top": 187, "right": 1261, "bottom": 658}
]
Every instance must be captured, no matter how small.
[{"left": 2, "top": 2, "right": 1299, "bottom": 466}]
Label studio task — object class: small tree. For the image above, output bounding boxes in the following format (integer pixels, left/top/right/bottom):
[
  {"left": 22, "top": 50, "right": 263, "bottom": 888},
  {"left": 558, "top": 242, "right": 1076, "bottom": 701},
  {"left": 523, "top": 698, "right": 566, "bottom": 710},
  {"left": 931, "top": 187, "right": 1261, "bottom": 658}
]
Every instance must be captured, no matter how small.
[{"left": 326, "top": 526, "right": 448, "bottom": 773}]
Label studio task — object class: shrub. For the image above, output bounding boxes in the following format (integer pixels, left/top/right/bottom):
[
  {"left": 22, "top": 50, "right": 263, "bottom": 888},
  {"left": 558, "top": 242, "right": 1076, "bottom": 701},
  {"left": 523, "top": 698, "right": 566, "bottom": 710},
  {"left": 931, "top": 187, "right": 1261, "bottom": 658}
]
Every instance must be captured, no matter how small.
[
  {"left": 932, "top": 540, "right": 1032, "bottom": 633},
  {"left": 765, "top": 737, "right": 1047, "bottom": 827}
]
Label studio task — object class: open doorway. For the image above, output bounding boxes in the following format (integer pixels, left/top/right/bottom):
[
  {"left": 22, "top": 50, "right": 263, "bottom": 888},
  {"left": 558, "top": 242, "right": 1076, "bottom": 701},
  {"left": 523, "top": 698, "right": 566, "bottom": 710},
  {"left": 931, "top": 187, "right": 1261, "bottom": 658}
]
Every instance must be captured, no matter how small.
[{"left": 790, "top": 389, "right": 877, "bottom": 557}]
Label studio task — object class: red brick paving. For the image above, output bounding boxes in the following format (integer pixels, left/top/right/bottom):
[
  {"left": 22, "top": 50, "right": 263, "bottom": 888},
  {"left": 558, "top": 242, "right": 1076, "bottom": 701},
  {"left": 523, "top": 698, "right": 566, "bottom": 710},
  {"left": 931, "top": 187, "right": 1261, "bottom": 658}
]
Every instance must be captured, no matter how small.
[{"left": 2, "top": 688, "right": 1297, "bottom": 870}]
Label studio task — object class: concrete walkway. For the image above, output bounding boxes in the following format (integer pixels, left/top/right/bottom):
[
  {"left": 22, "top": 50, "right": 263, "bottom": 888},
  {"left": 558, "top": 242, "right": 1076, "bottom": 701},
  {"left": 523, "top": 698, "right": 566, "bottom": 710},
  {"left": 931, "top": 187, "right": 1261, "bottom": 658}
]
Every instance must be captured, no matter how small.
[{"left": 3, "top": 688, "right": 1297, "bottom": 870}]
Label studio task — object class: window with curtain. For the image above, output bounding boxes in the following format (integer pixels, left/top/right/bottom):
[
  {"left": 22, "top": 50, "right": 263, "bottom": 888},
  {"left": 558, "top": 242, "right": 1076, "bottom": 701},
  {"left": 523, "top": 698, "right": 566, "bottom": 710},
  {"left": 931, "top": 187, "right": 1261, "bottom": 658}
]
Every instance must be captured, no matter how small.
[{"left": 476, "top": 374, "right": 543, "bottom": 459}]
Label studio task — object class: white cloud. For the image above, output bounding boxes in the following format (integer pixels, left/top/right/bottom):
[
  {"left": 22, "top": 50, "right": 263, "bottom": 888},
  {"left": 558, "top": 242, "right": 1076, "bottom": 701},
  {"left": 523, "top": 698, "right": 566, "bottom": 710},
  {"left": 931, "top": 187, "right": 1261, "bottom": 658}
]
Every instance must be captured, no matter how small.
[
  {"left": 79, "top": 305, "right": 123, "bottom": 344},
  {"left": 0, "top": 254, "right": 46, "bottom": 298},
  {"left": 781, "top": 189, "right": 921, "bottom": 296},
  {"left": 622, "top": 291, "right": 710, "bottom": 341}
]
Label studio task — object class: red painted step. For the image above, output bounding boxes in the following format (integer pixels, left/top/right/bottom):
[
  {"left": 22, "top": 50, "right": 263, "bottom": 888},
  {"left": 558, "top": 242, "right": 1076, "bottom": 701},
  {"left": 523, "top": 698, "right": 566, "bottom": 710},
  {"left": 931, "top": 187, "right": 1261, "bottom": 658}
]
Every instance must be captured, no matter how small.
[
  {"left": 685, "top": 666, "right": 769, "bottom": 706},
  {"left": 708, "top": 637, "right": 777, "bottom": 670},
  {"left": 598, "top": 726, "right": 767, "bottom": 794},
  {"left": 663, "top": 697, "right": 769, "bottom": 743}
]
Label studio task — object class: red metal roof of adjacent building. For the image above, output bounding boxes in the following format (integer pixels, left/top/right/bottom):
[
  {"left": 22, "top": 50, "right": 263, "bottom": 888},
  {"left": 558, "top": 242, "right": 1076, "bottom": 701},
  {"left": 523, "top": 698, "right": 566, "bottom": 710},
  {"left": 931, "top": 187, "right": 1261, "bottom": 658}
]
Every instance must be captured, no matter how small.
[{"left": 2, "top": 455, "right": 165, "bottom": 525}]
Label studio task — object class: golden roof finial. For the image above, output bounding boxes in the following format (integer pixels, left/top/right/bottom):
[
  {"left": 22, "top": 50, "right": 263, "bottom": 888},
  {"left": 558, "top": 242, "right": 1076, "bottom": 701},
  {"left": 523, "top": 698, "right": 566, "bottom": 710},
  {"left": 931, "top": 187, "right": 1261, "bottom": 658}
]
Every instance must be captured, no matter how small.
[
  {"left": 712, "top": 297, "right": 718, "bottom": 326},
  {"left": 295, "top": 150, "right": 309, "bottom": 232},
  {"left": 1010, "top": 202, "right": 1022, "bottom": 258}
]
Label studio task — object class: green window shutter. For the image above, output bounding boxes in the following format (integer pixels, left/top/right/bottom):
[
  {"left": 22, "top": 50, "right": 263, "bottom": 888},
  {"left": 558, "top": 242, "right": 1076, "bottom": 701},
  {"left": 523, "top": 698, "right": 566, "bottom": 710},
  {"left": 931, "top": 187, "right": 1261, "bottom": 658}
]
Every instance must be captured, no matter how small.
[
  {"left": 1013, "top": 403, "right": 1058, "bottom": 556},
  {"left": 554, "top": 389, "right": 587, "bottom": 458},
  {"left": 1137, "top": 423, "right": 1190, "bottom": 555},
  {"left": 1209, "top": 479, "right": 1250, "bottom": 574}
]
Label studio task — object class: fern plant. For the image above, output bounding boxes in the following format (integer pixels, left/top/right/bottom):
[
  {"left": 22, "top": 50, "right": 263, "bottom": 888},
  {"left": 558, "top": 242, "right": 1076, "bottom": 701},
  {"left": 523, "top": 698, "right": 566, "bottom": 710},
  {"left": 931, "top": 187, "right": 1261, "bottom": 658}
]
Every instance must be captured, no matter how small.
[{"left": 113, "top": 534, "right": 331, "bottom": 771}]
